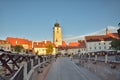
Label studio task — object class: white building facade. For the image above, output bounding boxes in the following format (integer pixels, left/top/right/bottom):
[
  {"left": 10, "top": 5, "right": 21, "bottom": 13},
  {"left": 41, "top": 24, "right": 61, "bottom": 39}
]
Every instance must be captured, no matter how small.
[
  {"left": 67, "top": 47, "right": 86, "bottom": 55},
  {"left": 85, "top": 33, "right": 118, "bottom": 53},
  {"left": 86, "top": 41, "right": 111, "bottom": 53}
]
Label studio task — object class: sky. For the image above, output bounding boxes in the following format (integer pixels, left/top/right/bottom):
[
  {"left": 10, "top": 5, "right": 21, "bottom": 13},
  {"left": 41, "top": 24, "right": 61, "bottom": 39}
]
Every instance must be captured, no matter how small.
[{"left": 0, "top": 0, "right": 120, "bottom": 42}]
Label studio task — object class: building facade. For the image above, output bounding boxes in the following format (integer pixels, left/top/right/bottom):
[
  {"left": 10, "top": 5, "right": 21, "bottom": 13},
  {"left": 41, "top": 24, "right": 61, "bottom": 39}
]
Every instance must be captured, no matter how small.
[
  {"left": 85, "top": 35, "right": 111, "bottom": 53},
  {"left": 6, "top": 37, "right": 32, "bottom": 53},
  {"left": 85, "top": 33, "right": 119, "bottom": 53},
  {"left": 67, "top": 41, "right": 86, "bottom": 55},
  {"left": 33, "top": 40, "right": 56, "bottom": 55},
  {"left": 0, "top": 40, "right": 11, "bottom": 51},
  {"left": 53, "top": 22, "right": 62, "bottom": 47}
]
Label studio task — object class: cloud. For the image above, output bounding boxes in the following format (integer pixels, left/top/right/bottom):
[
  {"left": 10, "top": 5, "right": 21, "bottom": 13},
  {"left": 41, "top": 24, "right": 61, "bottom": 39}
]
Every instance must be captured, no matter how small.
[{"left": 63, "top": 26, "right": 118, "bottom": 43}]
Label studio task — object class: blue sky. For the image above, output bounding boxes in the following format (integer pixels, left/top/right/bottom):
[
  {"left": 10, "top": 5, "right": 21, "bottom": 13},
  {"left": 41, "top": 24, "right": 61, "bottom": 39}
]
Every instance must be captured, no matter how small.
[{"left": 0, "top": 0, "right": 120, "bottom": 42}]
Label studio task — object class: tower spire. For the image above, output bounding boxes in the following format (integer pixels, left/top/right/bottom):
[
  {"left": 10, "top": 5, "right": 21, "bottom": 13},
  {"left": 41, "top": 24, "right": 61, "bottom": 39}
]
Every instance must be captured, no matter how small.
[
  {"left": 54, "top": 20, "right": 60, "bottom": 27},
  {"left": 106, "top": 27, "right": 109, "bottom": 35}
]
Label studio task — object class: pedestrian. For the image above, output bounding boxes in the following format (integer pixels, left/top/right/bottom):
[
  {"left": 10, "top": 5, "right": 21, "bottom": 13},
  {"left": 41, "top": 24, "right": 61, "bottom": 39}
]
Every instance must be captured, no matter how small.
[{"left": 55, "top": 54, "right": 58, "bottom": 62}]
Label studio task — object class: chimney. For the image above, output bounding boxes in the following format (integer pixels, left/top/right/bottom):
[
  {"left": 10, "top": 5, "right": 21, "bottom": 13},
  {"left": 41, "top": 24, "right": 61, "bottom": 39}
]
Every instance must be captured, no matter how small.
[{"left": 45, "top": 40, "right": 47, "bottom": 44}]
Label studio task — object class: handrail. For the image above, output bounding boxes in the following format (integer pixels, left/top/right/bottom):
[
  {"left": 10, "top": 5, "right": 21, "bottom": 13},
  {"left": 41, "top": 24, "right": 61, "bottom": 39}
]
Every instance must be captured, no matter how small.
[
  {"left": 27, "top": 59, "right": 51, "bottom": 80},
  {"left": 10, "top": 65, "right": 24, "bottom": 80},
  {"left": 9, "top": 58, "right": 52, "bottom": 80}
]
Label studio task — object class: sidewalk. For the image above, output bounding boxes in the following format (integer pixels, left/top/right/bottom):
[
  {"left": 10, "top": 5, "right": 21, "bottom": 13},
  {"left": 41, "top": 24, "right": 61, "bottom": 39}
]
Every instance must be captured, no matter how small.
[
  {"left": 45, "top": 57, "right": 101, "bottom": 80},
  {"left": 30, "top": 61, "right": 53, "bottom": 80}
]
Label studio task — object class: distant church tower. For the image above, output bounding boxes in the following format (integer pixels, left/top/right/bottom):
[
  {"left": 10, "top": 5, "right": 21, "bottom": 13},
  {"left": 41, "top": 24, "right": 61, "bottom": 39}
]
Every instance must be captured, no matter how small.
[
  {"left": 53, "top": 21, "right": 62, "bottom": 47},
  {"left": 106, "top": 27, "right": 109, "bottom": 35}
]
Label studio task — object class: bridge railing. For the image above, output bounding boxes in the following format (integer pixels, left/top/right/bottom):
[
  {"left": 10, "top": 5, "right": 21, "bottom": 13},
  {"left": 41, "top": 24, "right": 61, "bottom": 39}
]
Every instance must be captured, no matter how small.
[
  {"left": 10, "top": 66, "right": 24, "bottom": 80},
  {"left": 27, "top": 61, "right": 31, "bottom": 74},
  {"left": 9, "top": 55, "right": 53, "bottom": 80}
]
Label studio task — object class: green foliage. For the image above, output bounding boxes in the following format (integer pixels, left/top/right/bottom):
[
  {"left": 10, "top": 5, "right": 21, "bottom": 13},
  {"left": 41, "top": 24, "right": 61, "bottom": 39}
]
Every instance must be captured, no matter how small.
[
  {"left": 46, "top": 44, "right": 53, "bottom": 55},
  {"left": 14, "top": 45, "right": 23, "bottom": 52},
  {"left": 111, "top": 39, "right": 120, "bottom": 50},
  {"left": 35, "top": 50, "right": 39, "bottom": 55}
]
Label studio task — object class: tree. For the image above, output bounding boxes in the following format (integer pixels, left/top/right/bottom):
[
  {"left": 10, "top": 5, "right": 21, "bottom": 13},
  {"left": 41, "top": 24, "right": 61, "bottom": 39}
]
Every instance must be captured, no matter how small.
[
  {"left": 111, "top": 39, "right": 120, "bottom": 50},
  {"left": 14, "top": 45, "right": 23, "bottom": 53},
  {"left": 46, "top": 44, "right": 53, "bottom": 55},
  {"left": 35, "top": 50, "right": 39, "bottom": 55}
]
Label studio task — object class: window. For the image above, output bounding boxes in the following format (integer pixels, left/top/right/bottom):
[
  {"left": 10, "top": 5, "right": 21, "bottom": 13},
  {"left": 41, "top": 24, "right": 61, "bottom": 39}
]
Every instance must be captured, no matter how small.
[
  {"left": 56, "top": 39, "right": 58, "bottom": 42},
  {"left": 90, "top": 47, "right": 92, "bottom": 50},
  {"left": 99, "top": 46, "right": 101, "bottom": 49},
  {"left": 8, "top": 47, "right": 9, "bottom": 50},
  {"left": 94, "top": 47, "right": 96, "bottom": 49},
  {"left": 104, "top": 43, "right": 105, "bottom": 45},
  {"left": 57, "top": 27, "right": 59, "bottom": 30},
  {"left": 104, "top": 46, "right": 106, "bottom": 49},
  {"left": 109, "top": 42, "right": 111, "bottom": 45},
  {"left": 109, "top": 46, "right": 111, "bottom": 49}
]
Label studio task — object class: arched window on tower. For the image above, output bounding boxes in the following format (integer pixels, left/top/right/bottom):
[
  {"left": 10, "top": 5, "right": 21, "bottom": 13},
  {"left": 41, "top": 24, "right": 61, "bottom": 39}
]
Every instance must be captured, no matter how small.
[
  {"left": 56, "top": 39, "right": 58, "bottom": 42},
  {"left": 57, "top": 31, "right": 59, "bottom": 33},
  {"left": 57, "top": 27, "right": 59, "bottom": 30}
]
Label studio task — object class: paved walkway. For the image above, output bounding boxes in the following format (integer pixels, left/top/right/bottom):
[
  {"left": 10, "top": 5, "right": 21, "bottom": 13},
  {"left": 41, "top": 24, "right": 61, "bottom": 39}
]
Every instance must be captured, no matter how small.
[
  {"left": 30, "top": 62, "right": 53, "bottom": 80},
  {"left": 45, "top": 57, "right": 101, "bottom": 80}
]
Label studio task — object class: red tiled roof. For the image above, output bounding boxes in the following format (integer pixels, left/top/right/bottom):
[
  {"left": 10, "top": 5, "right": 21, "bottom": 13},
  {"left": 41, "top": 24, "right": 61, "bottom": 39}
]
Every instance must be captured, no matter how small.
[
  {"left": 0, "top": 40, "right": 11, "bottom": 44},
  {"left": 6, "top": 37, "right": 32, "bottom": 49},
  {"left": 78, "top": 40, "right": 86, "bottom": 48},
  {"left": 107, "top": 33, "right": 119, "bottom": 39},
  {"left": 69, "top": 42, "right": 80, "bottom": 47},
  {"left": 85, "top": 33, "right": 119, "bottom": 42},
  {"left": 62, "top": 41, "right": 67, "bottom": 47},
  {"left": 68, "top": 40, "right": 86, "bottom": 48},
  {"left": 33, "top": 40, "right": 56, "bottom": 48}
]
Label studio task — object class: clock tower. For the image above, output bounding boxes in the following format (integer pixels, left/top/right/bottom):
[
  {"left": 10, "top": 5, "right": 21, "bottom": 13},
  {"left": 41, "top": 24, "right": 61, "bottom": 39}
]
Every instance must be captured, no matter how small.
[{"left": 53, "top": 21, "right": 62, "bottom": 47}]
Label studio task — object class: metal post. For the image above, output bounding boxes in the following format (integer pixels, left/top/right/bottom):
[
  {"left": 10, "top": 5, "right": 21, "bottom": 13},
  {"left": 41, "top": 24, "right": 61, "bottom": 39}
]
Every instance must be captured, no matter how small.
[
  {"left": 24, "top": 63, "right": 27, "bottom": 80},
  {"left": 95, "top": 54, "right": 97, "bottom": 61},
  {"left": 105, "top": 54, "right": 108, "bottom": 63}
]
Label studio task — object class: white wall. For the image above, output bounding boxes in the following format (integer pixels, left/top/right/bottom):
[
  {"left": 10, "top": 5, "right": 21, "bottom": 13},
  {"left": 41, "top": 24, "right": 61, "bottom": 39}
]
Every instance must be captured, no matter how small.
[
  {"left": 67, "top": 48, "right": 86, "bottom": 55},
  {"left": 86, "top": 41, "right": 111, "bottom": 53}
]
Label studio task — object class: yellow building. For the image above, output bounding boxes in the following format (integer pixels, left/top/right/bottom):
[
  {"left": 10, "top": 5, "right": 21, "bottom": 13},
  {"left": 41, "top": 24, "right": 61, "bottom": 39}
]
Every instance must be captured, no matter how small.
[
  {"left": 33, "top": 40, "right": 56, "bottom": 55},
  {"left": 53, "top": 21, "right": 62, "bottom": 47}
]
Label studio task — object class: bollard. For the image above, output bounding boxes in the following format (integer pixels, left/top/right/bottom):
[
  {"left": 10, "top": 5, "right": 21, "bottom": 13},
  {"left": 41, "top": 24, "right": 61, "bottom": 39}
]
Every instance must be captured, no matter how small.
[
  {"left": 30, "top": 59, "right": 34, "bottom": 69},
  {"left": 105, "top": 54, "right": 108, "bottom": 63},
  {"left": 24, "top": 63, "right": 27, "bottom": 80},
  {"left": 95, "top": 54, "right": 97, "bottom": 62}
]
